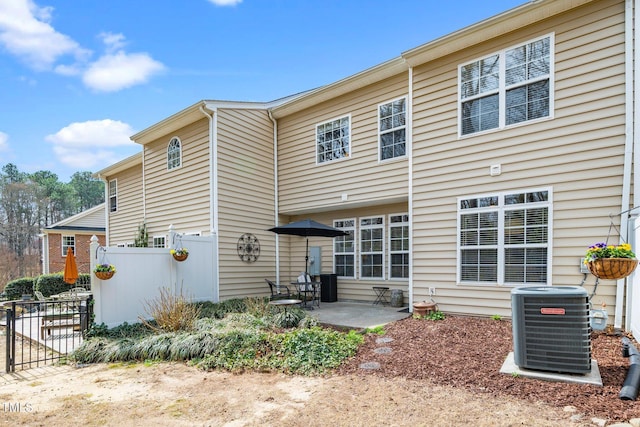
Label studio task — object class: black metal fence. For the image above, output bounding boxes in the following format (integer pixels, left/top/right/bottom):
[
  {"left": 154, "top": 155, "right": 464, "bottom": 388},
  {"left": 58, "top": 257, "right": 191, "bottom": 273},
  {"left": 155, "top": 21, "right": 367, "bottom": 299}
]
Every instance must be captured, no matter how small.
[{"left": 2, "top": 296, "right": 93, "bottom": 372}]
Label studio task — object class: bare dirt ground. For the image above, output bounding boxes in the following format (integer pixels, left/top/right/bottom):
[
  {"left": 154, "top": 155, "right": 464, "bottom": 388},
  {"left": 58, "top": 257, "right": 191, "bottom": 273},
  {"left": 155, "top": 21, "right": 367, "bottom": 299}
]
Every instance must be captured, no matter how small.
[{"left": 0, "top": 315, "right": 637, "bottom": 426}]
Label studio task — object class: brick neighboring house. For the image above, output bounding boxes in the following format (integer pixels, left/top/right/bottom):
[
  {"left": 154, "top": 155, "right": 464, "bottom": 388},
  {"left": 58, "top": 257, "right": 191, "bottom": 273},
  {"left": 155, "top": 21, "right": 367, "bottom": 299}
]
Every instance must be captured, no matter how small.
[{"left": 40, "top": 203, "right": 106, "bottom": 275}]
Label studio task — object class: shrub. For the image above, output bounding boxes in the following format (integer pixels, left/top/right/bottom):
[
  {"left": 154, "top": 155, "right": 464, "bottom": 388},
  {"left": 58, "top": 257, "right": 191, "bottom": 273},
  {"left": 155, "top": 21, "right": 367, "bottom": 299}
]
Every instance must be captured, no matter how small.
[
  {"left": 195, "top": 298, "right": 247, "bottom": 319},
  {"left": 4, "top": 277, "right": 35, "bottom": 300},
  {"left": 34, "top": 273, "right": 75, "bottom": 297},
  {"left": 140, "top": 287, "right": 201, "bottom": 332}
]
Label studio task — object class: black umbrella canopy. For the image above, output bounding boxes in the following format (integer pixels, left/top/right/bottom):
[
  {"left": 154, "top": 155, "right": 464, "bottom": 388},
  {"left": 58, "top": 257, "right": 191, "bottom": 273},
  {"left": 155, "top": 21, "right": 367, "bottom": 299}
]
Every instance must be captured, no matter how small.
[
  {"left": 268, "top": 219, "right": 347, "bottom": 238},
  {"left": 268, "top": 219, "right": 347, "bottom": 277}
]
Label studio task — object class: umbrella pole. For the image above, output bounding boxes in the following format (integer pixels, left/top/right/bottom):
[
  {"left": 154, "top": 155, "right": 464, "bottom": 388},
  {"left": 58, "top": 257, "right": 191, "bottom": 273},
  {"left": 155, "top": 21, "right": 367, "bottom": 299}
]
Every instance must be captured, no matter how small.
[{"left": 305, "top": 238, "right": 309, "bottom": 278}]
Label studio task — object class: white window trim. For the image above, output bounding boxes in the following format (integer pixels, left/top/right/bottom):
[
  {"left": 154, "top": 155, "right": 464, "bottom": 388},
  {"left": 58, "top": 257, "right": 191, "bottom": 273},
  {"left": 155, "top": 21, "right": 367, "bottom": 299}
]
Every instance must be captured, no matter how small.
[
  {"left": 378, "top": 96, "right": 408, "bottom": 163},
  {"left": 456, "top": 187, "right": 553, "bottom": 286},
  {"left": 152, "top": 235, "right": 167, "bottom": 248},
  {"left": 458, "top": 33, "right": 555, "bottom": 138},
  {"left": 360, "top": 216, "right": 385, "bottom": 280},
  {"left": 315, "top": 114, "right": 352, "bottom": 165},
  {"left": 388, "top": 213, "right": 410, "bottom": 281},
  {"left": 333, "top": 218, "right": 356, "bottom": 279},
  {"left": 108, "top": 179, "right": 117, "bottom": 213},
  {"left": 62, "top": 235, "right": 75, "bottom": 256},
  {"left": 167, "top": 136, "right": 183, "bottom": 171}
]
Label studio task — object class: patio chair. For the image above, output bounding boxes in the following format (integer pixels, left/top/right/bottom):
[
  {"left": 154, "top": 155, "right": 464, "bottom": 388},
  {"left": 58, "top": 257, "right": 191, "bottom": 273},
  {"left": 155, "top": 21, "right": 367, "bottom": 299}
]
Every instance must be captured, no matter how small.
[{"left": 266, "top": 279, "right": 293, "bottom": 301}]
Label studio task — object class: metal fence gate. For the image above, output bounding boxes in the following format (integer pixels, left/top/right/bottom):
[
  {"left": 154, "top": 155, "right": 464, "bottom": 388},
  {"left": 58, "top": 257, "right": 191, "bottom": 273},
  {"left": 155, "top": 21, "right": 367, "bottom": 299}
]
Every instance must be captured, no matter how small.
[{"left": 2, "top": 296, "right": 93, "bottom": 372}]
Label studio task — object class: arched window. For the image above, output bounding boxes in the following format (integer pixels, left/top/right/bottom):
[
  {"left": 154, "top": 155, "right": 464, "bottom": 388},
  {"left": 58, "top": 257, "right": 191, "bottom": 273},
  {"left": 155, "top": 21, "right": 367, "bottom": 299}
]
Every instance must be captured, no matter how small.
[{"left": 167, "top": 137, "right": 182, "bottom": 170}]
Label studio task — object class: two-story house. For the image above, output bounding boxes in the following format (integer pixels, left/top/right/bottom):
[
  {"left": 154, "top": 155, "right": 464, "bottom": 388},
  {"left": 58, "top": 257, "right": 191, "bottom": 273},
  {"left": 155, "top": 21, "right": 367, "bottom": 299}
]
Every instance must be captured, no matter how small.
[{"left": 96, "top": 0, "right": 638, "bottom": 330}]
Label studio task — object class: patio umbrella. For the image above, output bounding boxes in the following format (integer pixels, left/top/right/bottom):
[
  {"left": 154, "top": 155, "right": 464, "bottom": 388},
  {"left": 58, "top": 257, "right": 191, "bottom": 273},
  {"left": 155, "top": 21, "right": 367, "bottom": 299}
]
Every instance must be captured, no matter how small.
[
  {"left": 63, "top": 247, "right": 79, "bottom": 285},
  {"left": 268, "top": 219, "right": 347, "bottom": 277}
]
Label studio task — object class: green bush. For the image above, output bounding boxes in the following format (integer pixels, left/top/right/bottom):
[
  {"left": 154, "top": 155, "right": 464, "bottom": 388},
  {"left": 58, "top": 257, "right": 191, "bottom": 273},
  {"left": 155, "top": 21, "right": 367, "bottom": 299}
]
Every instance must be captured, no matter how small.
[
  {"left": 34, "top": 273, "right": 76, "bottom": 297},
  {"left": 4, "top": 277, "right": 35, "bottom": 300}
]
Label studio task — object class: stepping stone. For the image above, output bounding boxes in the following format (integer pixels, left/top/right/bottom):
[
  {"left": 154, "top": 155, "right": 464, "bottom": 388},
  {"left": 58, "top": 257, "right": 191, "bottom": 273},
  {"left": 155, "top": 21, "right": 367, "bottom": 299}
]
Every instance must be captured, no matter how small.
[
  {"left": 374, "top": 347, "right": 392, "bottom": 354},
  {"left": 359, "top": 361, "right": 380, "bottom": 370},
  {"left": 375, "top": 337, "right": 394, "bottom": 344}
]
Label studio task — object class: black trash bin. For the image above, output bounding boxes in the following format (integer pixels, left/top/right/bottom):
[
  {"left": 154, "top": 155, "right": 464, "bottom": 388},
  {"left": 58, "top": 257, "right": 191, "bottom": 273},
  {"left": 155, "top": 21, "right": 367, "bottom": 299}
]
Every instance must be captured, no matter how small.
[{"left": 320, "top": 274, "right": 337, "bottom": 302}]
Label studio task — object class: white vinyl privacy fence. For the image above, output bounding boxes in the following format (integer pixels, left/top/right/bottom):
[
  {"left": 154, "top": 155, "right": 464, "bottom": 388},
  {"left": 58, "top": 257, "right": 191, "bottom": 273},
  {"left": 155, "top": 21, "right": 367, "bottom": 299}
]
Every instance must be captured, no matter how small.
[{"left": 89, "top": 228, "right": 218, "bottom": 328}]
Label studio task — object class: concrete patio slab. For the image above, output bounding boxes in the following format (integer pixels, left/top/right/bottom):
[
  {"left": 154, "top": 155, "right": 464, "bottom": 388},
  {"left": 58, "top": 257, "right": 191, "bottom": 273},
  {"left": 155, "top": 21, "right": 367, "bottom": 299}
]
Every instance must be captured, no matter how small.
[{"left": 308, "top": 301, "right": 411, "bottom": 330}]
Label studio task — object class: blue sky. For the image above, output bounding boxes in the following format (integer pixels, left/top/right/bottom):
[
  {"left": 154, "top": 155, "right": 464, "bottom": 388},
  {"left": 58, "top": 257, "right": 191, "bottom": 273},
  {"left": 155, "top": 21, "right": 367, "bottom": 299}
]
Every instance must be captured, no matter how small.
[{"left": 0, "top": 0, "right": 526, "bottom": 182}]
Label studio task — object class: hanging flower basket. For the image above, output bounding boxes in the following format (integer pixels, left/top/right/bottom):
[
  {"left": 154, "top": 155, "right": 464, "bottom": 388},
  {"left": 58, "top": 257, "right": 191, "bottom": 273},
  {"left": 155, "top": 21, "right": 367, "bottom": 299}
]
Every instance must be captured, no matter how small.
[
  {"left": 587, "top": 258, "right": 638, "bottom": 280},
  {"left": 170, "top": 248, "right": 189, "bottom": 262},
  {"left": 94, "top": 263, "right": 116, "bottom": 280},
  {"left": 585, "top": 242, "right": 638, "bottom": 280}
]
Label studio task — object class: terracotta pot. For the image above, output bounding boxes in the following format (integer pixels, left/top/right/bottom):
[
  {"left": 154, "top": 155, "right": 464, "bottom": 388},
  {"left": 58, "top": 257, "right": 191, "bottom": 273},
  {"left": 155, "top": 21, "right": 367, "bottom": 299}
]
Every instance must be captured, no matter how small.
[
  {"left": 172, "top": 253, "right": 188, "bottom": 262},
  {"left": 95, "top": 270, "right": 115, "bottom": 280},
  {"left": 413, "top": 301, "right": 437, "bottom": 316},
  {"left": 587, "top": 258, "right": 638, "bottom": 280}
]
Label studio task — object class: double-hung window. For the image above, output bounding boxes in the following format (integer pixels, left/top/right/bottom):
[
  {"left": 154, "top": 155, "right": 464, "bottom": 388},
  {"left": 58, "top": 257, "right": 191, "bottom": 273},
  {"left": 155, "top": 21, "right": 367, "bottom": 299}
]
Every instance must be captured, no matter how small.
[
  {"left": 167, "top": 137, "right": 182, "bottom": 170},
  {"left": 317, "top": 115, "right": 350, "bottom": 164},
  {"left": 458, "top": 189, "right": 551, "bottom": 285},
  {"left": 459, "top": 34, "right": 553, "bottom": 136},
  {"left": 360, "top": 217, "right": 384, "bottom": 279},
  {"left": 334, "top": 219, "right": 355, "bottom": 278},
  {"left": 62, "top": 235, "right": 75, "bottom": 256},
  {"left": 389, "top": 214, "right": 409, "bottom": 279},
  {"left": 108, "top": 179, "right": 117, "bottom": 212},
  {"left": 379, "top": 98, "right": 407, "bottom": 161},
  {"left": 152, "top": 236, "right": 166, "bottom": 248}
]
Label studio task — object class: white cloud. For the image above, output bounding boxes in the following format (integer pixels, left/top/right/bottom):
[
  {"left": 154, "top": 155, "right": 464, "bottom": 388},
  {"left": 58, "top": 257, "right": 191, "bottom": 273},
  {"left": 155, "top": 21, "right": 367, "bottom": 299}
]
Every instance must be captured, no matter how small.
[
  {"left": 82, "top": 50, "right": 165, "bottom": 92},
  {"left": 207, "top": 0, "right": 242, "bottom": 6},
  {"left": 0, "top": 0, "right": 90, "bottom": 70},
  {"left": 0, "top": 131, "right": 9, "bottom": 151},
  {"left": 81, "top": 32, "right": 165, "bottom": 92},
  {"left": 0, "top": 2, "right": 164, "bottom": 92},
  {"left": 45, "top": 120, "right": 137, "bottom": 169}
]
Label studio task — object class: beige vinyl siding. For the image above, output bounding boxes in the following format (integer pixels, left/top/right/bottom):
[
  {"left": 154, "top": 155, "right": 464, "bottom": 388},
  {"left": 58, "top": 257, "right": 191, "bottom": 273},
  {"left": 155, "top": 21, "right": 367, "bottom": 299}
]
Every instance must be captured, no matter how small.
[
  {"left": 277, "top": 73, "right": 409, "bottom": 215},
  {"left": 143, "top": 118, "right": 211, "bottom": 239},
  {"left": 215, "top": 108, "right": 278, "bottom": 300},
  {"left": 277, "top": 203, "right": 409, "bottom": 304},
  {"left": 106, "top": 163, "right": 143, "bottom": 245},
  {"left": 410, "top": 0, "right": 626, "bottom": 318}
]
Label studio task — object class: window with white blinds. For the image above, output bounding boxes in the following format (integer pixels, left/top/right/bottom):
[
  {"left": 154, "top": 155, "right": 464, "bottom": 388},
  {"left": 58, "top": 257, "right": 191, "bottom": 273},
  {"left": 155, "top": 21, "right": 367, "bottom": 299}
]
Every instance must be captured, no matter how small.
[{"left": 458, "top": 189, "right": 551, "bottom": 285}]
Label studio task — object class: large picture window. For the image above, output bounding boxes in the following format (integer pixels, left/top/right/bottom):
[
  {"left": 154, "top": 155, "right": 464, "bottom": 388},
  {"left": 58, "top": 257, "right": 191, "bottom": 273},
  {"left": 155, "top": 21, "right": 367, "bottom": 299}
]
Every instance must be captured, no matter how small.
[
  {"left": 458, "top": 189, "right": 551, "bottom": 285},
  {"left": 459, "top": 34, "right": 552, "bottom": 136},
  {"left": 389, "top": 214, "right": 409, "bottom": 279},
  {"left": 334, "top": 219, "right": 355, "bottom": 278},
  {"left": 317, "top": 116, "right": 350, "bottom": 164},
  {"left": 379, "top": 98, "right": 406, "bottom": 161},
  {"left": 360, "top": 217, "right": 384, "bottom": 279}
]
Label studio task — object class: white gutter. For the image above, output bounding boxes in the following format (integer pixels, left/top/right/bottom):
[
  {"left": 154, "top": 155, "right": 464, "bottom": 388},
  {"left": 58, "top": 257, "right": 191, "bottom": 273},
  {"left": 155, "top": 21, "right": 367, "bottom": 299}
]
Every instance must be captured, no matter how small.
[
  {"left": 407, "top": 65, "right": 414, "bottom": 310},
  {"left": 624, "top": 0, "right": 639, "bottom": 331},
  {"left": 268, "top": 110, "right": 281, "bottom": 287}
]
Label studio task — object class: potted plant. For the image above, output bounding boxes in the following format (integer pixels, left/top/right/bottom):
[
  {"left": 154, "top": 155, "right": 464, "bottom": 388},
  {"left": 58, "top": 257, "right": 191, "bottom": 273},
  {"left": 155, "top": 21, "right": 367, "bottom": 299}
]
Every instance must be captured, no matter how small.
[
  {"left": 584, "top": 242, "right": 638, "bottom": 280},
  {"left": 170, "top": 247, "right": 189, "bottom": 262},
  {"left": 94, "top": 263, "right": 116, "bottom": 280}
]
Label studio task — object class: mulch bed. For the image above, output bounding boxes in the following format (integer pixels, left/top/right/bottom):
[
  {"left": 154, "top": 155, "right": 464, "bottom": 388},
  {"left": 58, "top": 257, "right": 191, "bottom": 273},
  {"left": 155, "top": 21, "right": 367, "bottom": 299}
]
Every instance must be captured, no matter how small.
[{"left": 335, "top": 315, "right": 640, "bottom": 422}]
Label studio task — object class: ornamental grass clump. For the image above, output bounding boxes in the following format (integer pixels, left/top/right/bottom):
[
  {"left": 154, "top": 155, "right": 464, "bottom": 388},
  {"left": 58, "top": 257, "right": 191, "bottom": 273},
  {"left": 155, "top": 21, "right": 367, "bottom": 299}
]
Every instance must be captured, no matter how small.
[
  {"left": 584, "top": 242, "right": 636, "bottom": 262},
  {"left": 140, "top": 286, "right": 201, "bottom": 332}
]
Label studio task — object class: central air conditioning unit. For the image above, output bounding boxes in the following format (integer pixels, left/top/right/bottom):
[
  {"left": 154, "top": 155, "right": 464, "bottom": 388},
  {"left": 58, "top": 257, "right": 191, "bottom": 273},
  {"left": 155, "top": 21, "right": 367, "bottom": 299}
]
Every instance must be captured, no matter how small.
[{"left": 511, "top": 286, "right": 591, "bottom": 374}]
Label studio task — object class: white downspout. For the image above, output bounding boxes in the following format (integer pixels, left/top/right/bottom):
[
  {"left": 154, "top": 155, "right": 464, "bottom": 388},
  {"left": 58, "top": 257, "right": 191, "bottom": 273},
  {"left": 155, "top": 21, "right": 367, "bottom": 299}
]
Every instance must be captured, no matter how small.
[
  {"left": 268, "top": 110, "right": 281, "bottom": 287},
  {"left": 407, "top": 65, "right": 414, "bottom": 310},
  {"left": 200, "top": 104, "right": 220, "bottom": 300},
  {"left": 624, "top": 0, "right": 639, "bottom": 331},
  {"left": 97, "top": 174, "right": 110, "bottom": 245}
]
